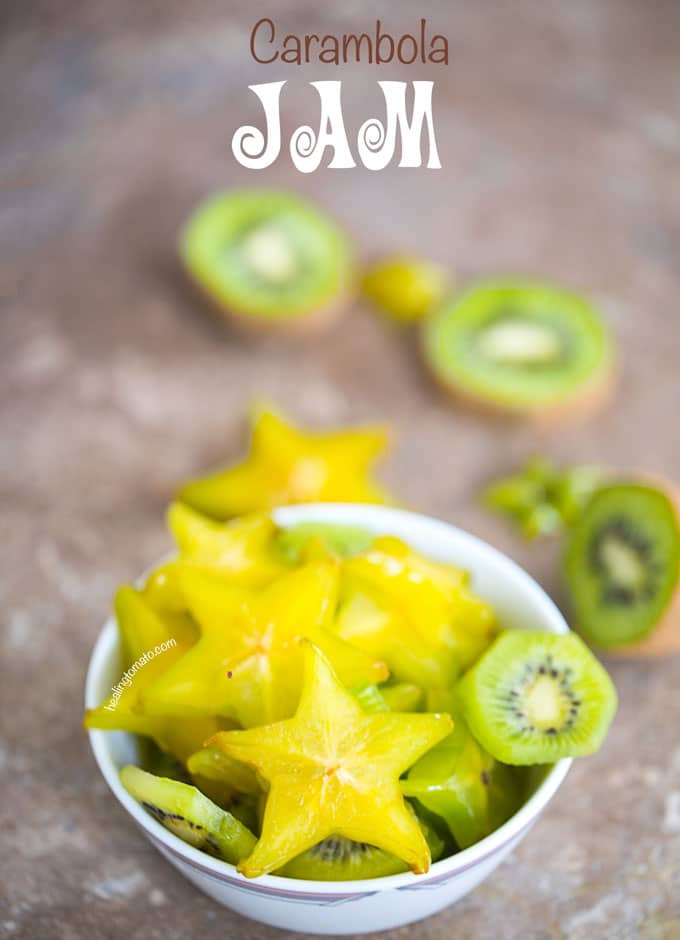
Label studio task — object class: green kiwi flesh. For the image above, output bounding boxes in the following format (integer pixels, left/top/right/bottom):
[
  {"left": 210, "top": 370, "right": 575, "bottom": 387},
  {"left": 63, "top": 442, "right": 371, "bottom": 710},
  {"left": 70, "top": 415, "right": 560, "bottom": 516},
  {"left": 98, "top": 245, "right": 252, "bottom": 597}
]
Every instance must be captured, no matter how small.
[
  {"left": 423, "top": 280, "right": 613, "bottom": 412},
  {"left": 457, "top": 631, "right": 617, "bottom": 765},
  {"left": 277, "top": 814, "right": 445, "bottom": 881},
  {"left": 565, "top": 483, "right": 680, "bottom": 647},
  {"left": 274, "top": 522, "right": 374, "bottom": 564},
  {"left": 181, "top": 190, "right": 352, "bottom": 324},
  {"left": 120, "top": 765, "right": 257, "bottom": 863}
]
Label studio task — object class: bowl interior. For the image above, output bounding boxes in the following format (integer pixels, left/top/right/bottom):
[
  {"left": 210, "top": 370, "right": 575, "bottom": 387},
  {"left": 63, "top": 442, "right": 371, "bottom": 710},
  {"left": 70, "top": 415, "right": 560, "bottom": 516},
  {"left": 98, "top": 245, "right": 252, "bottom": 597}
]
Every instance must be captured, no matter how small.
[{"left": 86, "top": 503, "right": 571, "bottom": 893}]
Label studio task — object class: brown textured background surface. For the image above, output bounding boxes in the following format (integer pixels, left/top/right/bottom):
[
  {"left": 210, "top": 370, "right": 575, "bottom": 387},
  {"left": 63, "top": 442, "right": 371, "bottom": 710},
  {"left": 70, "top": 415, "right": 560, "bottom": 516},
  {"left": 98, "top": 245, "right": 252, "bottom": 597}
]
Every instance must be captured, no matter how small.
[{"left": 2, "top": 1, "right": 680, "bottom": 937}]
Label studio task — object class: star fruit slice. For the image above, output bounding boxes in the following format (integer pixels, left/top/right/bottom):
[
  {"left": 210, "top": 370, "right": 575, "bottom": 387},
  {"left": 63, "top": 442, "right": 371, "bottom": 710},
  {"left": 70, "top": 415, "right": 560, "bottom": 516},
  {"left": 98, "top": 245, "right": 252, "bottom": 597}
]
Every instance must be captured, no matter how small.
[
  {"left": 84, "top": 587, "right": 222, "bottom": 762},
  {"left": 345, "top": 537, "right": 498, "bottom": 672},
  {"left": 143, "top": 505, "right": 288, "bottom": 613},
  {"left": 209, "top": 642, "right": 452, "bottom": 877},
  {"left": 335, "top": 583, "right": 459, "bottom": 689},
  {"left": 143, "top": 561, "right": 388, "bottom": 728},
  {"left": 177, "top": 409, "right": 391, "bottom": 521}
]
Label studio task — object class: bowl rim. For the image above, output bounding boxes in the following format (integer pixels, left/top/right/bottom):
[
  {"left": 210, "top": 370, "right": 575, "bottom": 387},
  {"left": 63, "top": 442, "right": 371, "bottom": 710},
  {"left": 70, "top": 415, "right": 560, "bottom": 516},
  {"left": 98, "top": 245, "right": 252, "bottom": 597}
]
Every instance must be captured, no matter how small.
[{"left": 85, "top": 502, "right": 572, "bottom": 896}]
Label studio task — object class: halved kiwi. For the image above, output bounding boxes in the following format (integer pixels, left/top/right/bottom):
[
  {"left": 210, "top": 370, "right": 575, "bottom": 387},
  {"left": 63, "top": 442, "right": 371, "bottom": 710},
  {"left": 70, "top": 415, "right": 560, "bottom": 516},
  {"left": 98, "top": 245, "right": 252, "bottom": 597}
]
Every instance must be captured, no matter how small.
[
  {"left": 422, "top": 280, "right": 614, "bottom": 422},
  {"left": 120, "top": 765, "right": 256, "bottom": 863},
  {"left": 457, "top": 631, "right": 617, "bottom": 765},
  {"left": 180, "top": 190, "right": 353, "bottom": 334},
  {"left": 565, "top": 482, "right": 680, "bottom": 655}
]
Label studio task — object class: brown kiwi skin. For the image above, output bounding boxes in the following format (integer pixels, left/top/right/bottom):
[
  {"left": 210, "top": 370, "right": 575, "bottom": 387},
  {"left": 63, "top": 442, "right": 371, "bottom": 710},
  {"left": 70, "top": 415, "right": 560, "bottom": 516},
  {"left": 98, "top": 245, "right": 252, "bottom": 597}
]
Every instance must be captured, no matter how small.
[
  {"left": 181, "top": 257, "right": 356, "bottom": 339},
  {"left": 420, "top": 328, "right": 618, "bottom": 428},
  {"left": 597, "top": 477, "right": 680, "bottom": 660}
]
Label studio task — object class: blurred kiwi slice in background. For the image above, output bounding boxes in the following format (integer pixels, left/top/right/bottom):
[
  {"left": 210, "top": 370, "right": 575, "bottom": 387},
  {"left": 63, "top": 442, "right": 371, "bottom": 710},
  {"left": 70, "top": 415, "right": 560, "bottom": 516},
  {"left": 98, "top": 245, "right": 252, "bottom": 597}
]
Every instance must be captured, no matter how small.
[
  {"left": 565, "top": 481, "right": 680, "bottom": 656},
  {"left": 422, "top": 280, "right": 615, "bottom": 422},
  {"left": 181, "top": 190, "right": 353, "bottom": 334}
]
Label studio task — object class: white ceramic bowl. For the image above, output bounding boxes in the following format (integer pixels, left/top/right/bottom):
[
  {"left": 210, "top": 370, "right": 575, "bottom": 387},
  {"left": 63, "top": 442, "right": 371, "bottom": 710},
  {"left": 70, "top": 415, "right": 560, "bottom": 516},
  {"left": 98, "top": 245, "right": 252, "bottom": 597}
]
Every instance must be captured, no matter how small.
[{"left": 85, "top": 504, "right": 572, "bottom": 935}]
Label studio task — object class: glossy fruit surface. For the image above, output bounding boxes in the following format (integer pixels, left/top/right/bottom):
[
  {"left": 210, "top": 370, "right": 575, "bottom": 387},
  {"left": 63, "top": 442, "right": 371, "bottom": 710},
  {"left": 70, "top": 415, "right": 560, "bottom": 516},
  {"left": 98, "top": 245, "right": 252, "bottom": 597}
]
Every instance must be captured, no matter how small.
[
  {"left": 143, "top": 562, "right": 387, "bottom": 727},
  {"left": 120, "top": 765, "right": 257, "bottom": 863},
  {"left": 335, "top": 584, "right": 459, "bottom": 689},
  {"left": 210, "top": 643, "right": 452, "bottom": 877},
  {"left": 84, "top": 587, "right": 221, "bottom": 762},
  {"left": 344, "top": 537, "right": 496, "bottom": 674},
  {"left": 402, "top": 700, "right": 523, "bottom": 848}
]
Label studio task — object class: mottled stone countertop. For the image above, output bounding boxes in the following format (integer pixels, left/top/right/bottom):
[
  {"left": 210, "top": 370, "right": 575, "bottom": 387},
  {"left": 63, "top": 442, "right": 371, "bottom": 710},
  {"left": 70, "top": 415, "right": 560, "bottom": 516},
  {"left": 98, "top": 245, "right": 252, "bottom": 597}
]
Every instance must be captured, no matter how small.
[{"left": 2, "top": 1, "right": 680, "bottom": 938}]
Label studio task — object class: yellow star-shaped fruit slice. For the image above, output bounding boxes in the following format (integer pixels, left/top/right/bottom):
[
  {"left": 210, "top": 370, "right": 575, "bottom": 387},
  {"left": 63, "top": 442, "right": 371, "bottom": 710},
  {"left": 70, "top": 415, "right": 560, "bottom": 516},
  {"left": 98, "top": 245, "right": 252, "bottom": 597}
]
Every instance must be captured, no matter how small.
[
  {"left": 343, "top": 536, "right": 497, "bottom": 674},
  {"left": 334, "top": 582, "right": 459, "bottom": 689},
  {"left": 177, "top": 409, "right": 391, "bottom": 521},
  {"left": 143, "top": 504, "right": 288, "bottom": 613},
  {"left": 143, "top": 561, "right": 388, "bottom": 728},
  {"left": 210, "top": 643, "right": 452, "bottom": 877},
  {"left": 84, "top": 587, "right": 222, "bottom": 762}
]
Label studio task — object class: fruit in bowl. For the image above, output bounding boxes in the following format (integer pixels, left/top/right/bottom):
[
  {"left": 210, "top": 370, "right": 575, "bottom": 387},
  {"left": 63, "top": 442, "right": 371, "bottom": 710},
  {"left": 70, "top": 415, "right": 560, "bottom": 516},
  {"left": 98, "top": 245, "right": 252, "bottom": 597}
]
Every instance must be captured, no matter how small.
[{"left": 85, "top": 504, "right": 616, "bottom": 933}]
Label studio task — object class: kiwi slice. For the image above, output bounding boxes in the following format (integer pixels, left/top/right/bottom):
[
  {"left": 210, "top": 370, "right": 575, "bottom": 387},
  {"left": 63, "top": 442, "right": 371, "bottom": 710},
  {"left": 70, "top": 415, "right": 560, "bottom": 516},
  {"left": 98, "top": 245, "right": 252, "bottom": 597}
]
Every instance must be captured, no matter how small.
[
  {"left": 422, "top": 280, "right": 614, "bottom": 421},
  {"left": 565, "top": 482, "right": 680, "bottom": 653},
  {"left": 120, "top": 765, "right": 256, "bottom": 863},
  {"left": 181, "top": 190, "right": 353, "bottom": 334},
  {"left": 274, "top": 522, "right": 374, "bottom": 564},
  {"left": 457, "top": 631, "right": 617, "bottom": 765},
  {"left": 277, "top": 814, "right": 445, "bottom": 881}
]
